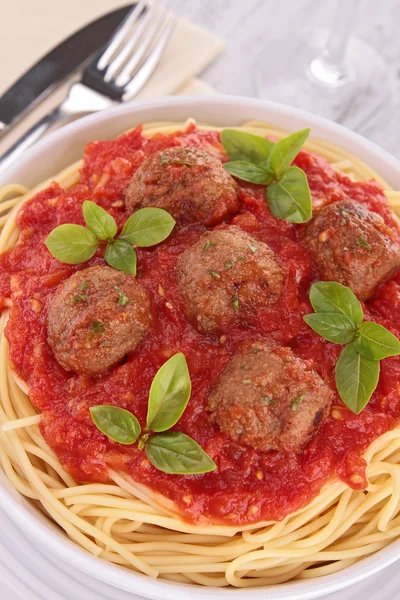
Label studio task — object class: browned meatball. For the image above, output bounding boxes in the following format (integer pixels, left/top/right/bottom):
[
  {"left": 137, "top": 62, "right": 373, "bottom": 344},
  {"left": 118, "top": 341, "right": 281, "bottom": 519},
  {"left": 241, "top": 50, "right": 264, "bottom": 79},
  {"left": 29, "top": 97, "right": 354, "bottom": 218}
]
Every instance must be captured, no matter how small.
[
  {"left": 47, "top": 266, "right": 151, "bottom": 376},
  {"left": 176, "top": 227, "right": 283, "bottom": 333},
  {"left": 208, "top": 342, "right": 332, "bottom": 453},
  {"left": 125, "top": 146, "right": 239, "bottom": 225},
  {"left": 304, "top": 200, "right": 400, "bottom": 301}
]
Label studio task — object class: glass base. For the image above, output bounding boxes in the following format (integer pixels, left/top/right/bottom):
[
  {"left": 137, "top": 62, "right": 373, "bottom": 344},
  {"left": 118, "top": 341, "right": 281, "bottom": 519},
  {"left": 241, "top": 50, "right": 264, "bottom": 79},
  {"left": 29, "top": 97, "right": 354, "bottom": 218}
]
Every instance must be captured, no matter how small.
[{"left": 254, "top": 28, "right": 396, "bottom": 129}]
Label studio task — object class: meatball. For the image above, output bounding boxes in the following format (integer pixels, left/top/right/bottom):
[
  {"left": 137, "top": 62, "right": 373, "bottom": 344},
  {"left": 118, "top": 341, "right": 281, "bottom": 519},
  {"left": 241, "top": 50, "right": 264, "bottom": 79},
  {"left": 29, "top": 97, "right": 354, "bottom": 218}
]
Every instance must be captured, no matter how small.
[
  {"left": 176, "top": 227, "right": 283, "bottom": 333},
  {"left": 304, "top": 200, "right": 400, "bottom": 301},
  {"left": 47, "top": 266, "right": 151, "bottom": 376},
  {"left": 125, "top": 146, "right": 239, "bottom": 225},
  {"left": 208, "top": 342, "right": 332, "bottom": 453}
]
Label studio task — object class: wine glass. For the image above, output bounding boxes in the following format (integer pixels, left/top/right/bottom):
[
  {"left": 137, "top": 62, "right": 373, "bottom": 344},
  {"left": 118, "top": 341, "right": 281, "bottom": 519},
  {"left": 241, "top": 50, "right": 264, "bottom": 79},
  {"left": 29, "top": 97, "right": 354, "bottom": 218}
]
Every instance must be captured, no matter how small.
[{"left": 254, "top": 0, "right": 396, "bottom": 130}]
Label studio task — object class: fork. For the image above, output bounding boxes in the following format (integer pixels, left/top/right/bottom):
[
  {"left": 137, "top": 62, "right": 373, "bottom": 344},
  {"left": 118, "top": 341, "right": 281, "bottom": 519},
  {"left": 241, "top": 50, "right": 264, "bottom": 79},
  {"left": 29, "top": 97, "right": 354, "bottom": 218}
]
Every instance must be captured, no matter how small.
[{"left": 0, "top": 1, "right": 178, "bottom": 177}]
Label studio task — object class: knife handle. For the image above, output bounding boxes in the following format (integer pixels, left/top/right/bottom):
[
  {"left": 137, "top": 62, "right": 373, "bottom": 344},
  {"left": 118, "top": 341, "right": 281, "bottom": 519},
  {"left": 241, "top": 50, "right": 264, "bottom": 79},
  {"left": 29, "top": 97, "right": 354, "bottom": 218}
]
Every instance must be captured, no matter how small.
[{"left": 0, "top": 106, "right": 65, "bottom": 178}]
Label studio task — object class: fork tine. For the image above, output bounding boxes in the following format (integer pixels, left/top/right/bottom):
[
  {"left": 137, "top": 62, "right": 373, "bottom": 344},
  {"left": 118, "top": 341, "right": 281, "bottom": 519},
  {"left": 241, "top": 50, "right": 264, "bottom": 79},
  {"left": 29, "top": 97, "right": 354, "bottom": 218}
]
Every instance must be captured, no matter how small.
[
  {"left": 113, "top": 5, "right": 169, "bottom": 88},
  {"left": 97, "top": 0, "right": 147, "bottom": 71},
  {"left": 120, "top": 13, "right": 179, "bottom": 97},
  {"left": 104, "top": 2, "right": 160, "bottom": 83}
]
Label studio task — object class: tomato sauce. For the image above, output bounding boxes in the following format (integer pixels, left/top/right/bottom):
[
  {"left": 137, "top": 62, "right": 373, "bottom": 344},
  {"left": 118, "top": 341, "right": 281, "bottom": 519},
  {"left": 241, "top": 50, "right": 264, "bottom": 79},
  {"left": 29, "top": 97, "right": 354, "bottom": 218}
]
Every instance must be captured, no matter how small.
[{"left": 1, "top": 124, "right": 400, "bottom": 526}]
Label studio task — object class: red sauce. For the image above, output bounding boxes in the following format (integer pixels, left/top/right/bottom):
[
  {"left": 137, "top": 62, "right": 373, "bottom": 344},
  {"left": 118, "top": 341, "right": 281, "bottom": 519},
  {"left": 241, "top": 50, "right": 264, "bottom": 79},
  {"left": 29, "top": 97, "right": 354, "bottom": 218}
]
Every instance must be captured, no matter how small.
[{"left": 2, "top": 125, "right": 400, "bottom": 526}]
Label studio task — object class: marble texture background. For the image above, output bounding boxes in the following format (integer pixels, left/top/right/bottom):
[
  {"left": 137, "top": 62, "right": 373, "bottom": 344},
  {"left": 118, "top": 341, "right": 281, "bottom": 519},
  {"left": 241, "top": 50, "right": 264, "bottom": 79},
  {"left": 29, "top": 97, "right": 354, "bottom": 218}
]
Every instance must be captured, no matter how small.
[
  {"left": 1, "top": 0, "right": 400, "bottom": 158},
  {"left": 170, "top": 0, "right": 400, "bottom": 159}
]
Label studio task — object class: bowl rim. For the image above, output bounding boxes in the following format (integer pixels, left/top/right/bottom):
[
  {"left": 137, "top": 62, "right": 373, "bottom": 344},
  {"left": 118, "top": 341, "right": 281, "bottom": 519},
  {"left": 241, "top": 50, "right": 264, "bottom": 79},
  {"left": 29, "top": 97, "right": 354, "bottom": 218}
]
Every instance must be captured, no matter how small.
[
  {"left": 0, "top": 94, "right": 399, "bottom": 189},
  {"left": 1, "top": 94, "right": 400, "bottom": 600}
]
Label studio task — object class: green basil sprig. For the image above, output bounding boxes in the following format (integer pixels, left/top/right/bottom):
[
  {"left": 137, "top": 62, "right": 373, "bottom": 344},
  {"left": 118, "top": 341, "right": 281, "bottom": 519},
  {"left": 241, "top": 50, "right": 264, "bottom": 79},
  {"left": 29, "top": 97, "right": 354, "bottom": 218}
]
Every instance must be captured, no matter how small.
[
  {"left": 90, "top": 405, "right": 141, "bottom": 444},
  {"left": 90, "top": 353, "right": 216, "bottom": 476},
  {"left": 45, "top": 225, "right": 100, "bottom": 264},
  {"left": 45, "top": 202, "right": 176, "bottom": 276},
  {"left": 119, "top": 207, "right": 177, "bottom": 248},
  {"left": 82, "top": 200, "right": 118, "bottom": 241},
  {"left": 221, "top": 128, "right": 312, "bottom": 223},
  {"left": 269, "top": 128, "right": 310, "bottom": 176},
  {"left": 146, "top": 432, "right": 216, "bottom": 475},
  {"left": 354, "top": 322, "right": 400, "bottom": 360},
  {"left": 104, "top": 239, "right": 137, "bottom": 276},
  {"left": 335, "top": 343, "right": 380, "bottom": 414},
  {"left": 147, "top": 352, "right": 191, "bottom": 432},
  {"left": 303, "top": 312, "right": 357, "bottom": 344},
  {"left": 304, "top": 281, "right": 400, "bottom": 413},
  {"left": 309, "top": 281, "right": 364, "bottom": 324},
  {"left": 220, "top": 129, "right": 274, "bottom": 163},
  {"left": 224, "top": 161, "right": 272, "bottom": 185},
  {"left": 267, "top": 167, "right": 312, "bottom": 224}
]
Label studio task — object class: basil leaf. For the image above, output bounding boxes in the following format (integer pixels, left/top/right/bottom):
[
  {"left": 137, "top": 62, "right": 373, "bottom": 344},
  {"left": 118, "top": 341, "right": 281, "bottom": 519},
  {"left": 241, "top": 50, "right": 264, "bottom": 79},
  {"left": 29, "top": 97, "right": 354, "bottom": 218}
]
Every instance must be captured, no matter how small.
[
  {"left": 90, "top": 405, "right": 141, "bottom": 444},
  {"left": 83, "top": 200, "right": 118, "bottom": 241},
  {"left": 147, "top": 353, "right": 191, "bottom": 432},
  {"left": 335, "top": 342, "right": 380, "bottom": 414},
  {"left": 224, "top": 161, "right": 272, "bottom": 185},
  {"left": 120, "top": 207, "right": 175, "bottom": 247},
  {"left": 355, "top": 321, "right": 400, "bottom": 360},
  {"left": 104, "top": 239, "right": 137, "bottom": 275},
  {"left": 45, "top": 224, "right": 100, "bottom": 264},
  {"left": 303, "top": 312, "right": 357, "bottom": 344},
  {"left": 267, "top": 166, "right": 312, "bottom": 223},
  {"left": 309, "top": 281, "right": 364, "bottom": 324},
  {"left": 145, "top": 431, "right": 216, "bottom": 474},
  {"left": 220, "top": 129, "right": 274, "bottom": 163},
  {"left": 269, "top": 128, "right": 310, "bottom": 177}
]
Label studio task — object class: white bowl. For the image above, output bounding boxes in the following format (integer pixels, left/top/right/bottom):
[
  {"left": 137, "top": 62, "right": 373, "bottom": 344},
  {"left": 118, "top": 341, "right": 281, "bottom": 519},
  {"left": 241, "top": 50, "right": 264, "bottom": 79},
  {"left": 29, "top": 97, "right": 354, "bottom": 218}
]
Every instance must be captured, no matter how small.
[{"left": 0, "top": 95, "right": 399, "bottom": 600}]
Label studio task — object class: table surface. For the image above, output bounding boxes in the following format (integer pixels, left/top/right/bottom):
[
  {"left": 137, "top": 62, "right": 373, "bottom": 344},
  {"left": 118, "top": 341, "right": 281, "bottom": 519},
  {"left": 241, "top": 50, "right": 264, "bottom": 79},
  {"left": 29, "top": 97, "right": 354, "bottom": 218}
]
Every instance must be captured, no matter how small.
[
  {"left": 1, "top": 1, "right": 400, "bottom": 598},
  {"left": 178, "top": 0, "right": 400, "bottom": 159},
  {"left": 2, "top": 0, "right": 400, "bottom": 158}
]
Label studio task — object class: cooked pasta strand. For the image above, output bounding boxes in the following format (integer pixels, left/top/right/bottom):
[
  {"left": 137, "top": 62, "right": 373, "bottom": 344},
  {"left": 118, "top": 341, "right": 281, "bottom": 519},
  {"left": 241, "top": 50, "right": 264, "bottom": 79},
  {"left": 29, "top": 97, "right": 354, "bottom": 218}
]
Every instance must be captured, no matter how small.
[{"left": 0, "top": 121, "right": 399, "bottom": 588}]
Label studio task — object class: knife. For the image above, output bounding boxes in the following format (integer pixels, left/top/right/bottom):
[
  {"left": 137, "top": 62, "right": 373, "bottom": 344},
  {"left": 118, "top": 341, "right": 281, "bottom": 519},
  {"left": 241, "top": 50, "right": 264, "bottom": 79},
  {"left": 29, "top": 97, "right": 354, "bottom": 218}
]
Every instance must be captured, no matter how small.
[{"left": 0, "top": 4, "right": 133, "bottom": 138}]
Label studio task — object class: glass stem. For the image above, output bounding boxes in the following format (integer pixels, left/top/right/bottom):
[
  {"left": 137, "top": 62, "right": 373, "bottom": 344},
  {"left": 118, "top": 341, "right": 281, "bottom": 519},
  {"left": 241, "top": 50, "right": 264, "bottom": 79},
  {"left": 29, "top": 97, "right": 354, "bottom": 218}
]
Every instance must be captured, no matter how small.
[{"left": 309, "top": 0, "right": 359, "bottom": 87}]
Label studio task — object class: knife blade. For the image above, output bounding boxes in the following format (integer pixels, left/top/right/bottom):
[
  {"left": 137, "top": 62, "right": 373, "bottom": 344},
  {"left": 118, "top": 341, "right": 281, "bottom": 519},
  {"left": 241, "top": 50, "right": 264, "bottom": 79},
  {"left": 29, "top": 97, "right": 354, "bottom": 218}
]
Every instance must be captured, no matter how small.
[{"left": 0, "top": 4, "right": 133, "bottom": 137}]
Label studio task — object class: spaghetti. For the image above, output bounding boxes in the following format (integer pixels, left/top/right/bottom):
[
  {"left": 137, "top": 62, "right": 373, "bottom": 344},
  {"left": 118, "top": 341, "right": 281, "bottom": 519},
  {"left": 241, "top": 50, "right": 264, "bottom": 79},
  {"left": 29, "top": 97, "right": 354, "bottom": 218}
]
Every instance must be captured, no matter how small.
[{"left": 0, "top": 121, "right": 400, "bottom": 588}]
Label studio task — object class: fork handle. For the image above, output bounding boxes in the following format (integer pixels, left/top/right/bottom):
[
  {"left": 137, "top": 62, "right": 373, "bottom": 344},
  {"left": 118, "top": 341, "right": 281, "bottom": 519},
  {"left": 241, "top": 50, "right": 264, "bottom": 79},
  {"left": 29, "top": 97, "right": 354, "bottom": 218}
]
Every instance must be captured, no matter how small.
[{"left": 0, "top": 105, "right": 66, "bottom": 178}]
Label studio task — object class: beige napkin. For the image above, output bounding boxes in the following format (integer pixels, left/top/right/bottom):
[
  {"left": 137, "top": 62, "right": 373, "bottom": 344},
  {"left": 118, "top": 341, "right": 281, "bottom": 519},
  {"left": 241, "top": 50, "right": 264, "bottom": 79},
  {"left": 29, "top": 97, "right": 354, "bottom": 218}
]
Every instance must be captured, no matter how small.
[{"left": 0, "top": 5, "right": 221, "bottom": 155}]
